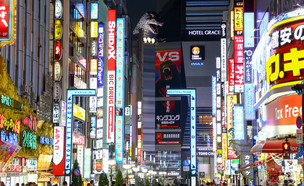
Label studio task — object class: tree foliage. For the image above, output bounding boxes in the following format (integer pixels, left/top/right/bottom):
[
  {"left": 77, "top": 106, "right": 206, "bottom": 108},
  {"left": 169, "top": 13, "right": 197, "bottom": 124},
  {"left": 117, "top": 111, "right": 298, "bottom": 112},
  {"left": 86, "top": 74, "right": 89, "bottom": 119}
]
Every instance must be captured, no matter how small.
[
  {"left": 115, "top": 169, "right": 124, "bottom": 186},
  {"left": 99, "top": 173, "right": 109, "bottom": 186},
  {"left": 72, "top": 160, "right": 83, "bottom": 186}
]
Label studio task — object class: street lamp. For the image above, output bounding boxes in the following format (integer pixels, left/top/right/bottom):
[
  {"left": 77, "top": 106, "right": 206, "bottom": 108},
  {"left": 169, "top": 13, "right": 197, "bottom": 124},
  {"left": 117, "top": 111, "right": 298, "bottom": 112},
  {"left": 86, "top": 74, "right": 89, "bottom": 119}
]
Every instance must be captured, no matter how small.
[
  {"left": 108, "top": 160, "right": 116, "bottom": 186},
  {"left": 123, "top": 164, "right": 132, "bottom": 185},
  {"left": 132, "top": 166, "right": 140, "bottom": 185}
]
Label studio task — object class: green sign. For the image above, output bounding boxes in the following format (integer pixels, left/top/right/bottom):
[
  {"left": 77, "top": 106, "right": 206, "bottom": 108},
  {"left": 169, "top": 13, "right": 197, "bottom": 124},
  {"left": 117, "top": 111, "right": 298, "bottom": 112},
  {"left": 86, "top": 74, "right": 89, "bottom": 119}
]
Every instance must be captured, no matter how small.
[
  {"left": 22, "top": 130, "right": 37, "bottom": 150},
  {"left": 0, "top": 94, "right": 23, "bottom": 111}
]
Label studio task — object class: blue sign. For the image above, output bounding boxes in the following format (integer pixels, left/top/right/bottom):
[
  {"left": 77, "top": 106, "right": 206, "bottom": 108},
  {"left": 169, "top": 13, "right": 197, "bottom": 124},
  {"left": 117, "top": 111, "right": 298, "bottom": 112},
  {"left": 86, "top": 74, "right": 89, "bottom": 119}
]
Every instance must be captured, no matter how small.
[
  {"left": 116, "top": 18, "right": 125, "bottom": 109},
  {"left": 244, "top": 49, "right": 253, "bottom": 83},
  {"left": 40, "top": 136, "right": 54, "bottom": 145},
  {"left": 233, "top": 105, "right": 245, "bottom": 140},
  {"left": 115, "top": 115, "right": 124, "bottom": 162},
  {"left": 97, "top": 23, "right": 104, "bottom": 88},
  {"left": 167, "top": 89, "right": 197, "bottom": 175},
  {"left": 84, "top": 148, "right": 91, "bottom": 179},
  {"left": 212, "top": 76, "right": 216, "bottom": 115},
  {"left": 297, "top": 116, "right": 302, "bottom": 129},
  {"left": 90, "top": 3, "right": 98, "bottom": 19},
  {"left": 65, "top": 89, "right": 96, "bottom": 175},
  {"left": 244, "top": 84, "right": 255, "bottom": 120},
  {"left": 244, "top": 13, "right": 254, "bottom": 48},
  {"left": 183, "top": 160, "right": 189, "bottom": 166},
  {"left": 298, "top": 145, "right": 303, "bottom": 157}
]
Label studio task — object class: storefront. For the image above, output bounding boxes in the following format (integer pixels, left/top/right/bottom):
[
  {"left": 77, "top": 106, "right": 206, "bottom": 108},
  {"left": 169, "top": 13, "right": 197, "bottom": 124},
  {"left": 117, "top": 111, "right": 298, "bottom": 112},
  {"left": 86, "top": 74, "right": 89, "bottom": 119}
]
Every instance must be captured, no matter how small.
[
  {"left": 0, "top": 57, "right": 54, "bottom": 185},
  {"left": 251, "top": 8, "right": 304, "bottom": 184}
]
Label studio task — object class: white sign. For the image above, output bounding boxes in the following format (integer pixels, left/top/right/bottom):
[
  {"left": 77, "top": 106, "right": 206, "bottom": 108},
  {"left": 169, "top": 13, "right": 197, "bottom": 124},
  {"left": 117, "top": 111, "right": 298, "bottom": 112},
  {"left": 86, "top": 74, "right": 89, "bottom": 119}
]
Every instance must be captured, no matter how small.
[
  {"left": 102, "top": 149, "right": 109, "bottom": 173},
  {"left": 95, "top": 149, "right": 102, "bottom": 160},
  {"left": 53, "top": 126, "right": 64, "bottom": 165},
  {"left": 97, "top": 118, "right": 103, "bottom": 128},
  {"left": 53, "top": 103, "right": 60, "bottom": 123},
  {"left": 55, "top": 0, "right": 63, "bottom": 19},
  {"left": 77, "top": 145, "right": 84, "bottom": 175},
  {"left": 97, "top": 128, "right": 103, "bottom": 138},
  {"left": 27, "top": 158, "right": 37, "bottom": 171},
  {"left": 89, "top": 96, "right": 97, "bottom": 113},
  {"left": 221, "top": 39, "right": 227, "bottom": 82},
  {"left": 60, "top": 100, "right": 66, "bottom": 126},
  {"left": 90, "top": 77, "right": 97, "bottom": 89}
]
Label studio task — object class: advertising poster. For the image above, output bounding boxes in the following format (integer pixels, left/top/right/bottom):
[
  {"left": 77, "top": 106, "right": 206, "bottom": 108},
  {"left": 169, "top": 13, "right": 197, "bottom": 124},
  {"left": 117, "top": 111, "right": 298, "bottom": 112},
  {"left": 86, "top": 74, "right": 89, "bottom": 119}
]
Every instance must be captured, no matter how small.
[
  {"left": 155, "top": 50, "right": 182, "bottom": 129},
  {"left": 155, "top": 49, "right": 183, "bottom": 145}
]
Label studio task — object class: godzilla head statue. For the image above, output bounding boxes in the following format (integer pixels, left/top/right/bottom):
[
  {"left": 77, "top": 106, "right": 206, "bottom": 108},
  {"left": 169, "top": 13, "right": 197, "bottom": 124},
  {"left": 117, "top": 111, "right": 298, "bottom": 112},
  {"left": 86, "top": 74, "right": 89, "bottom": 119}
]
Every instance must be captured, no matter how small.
[{"left": 133, "top": 11, "right": 163, "bottom": 37}]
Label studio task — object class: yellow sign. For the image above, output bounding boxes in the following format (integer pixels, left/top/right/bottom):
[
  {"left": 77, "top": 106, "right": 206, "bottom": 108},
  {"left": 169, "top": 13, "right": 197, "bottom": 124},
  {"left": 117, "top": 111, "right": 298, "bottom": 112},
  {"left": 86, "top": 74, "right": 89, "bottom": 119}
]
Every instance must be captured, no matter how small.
[
  {"left": 91, "top": 22, "right": 98, "bottom": 38},
  {"left": 54, "top": 20, "right": 62, "bottom": 40},
  {"left": 226, "top": 95, "right": 237, "bottom": 152},
  {"left": 73, "top": 104, "right": 86, "bottom": 120},
  {"left": 230, "top": 11, "right": 234, "bottom": 39},
  {"left": 222, "top": 133, "right": 228, "bottom": 160},
  {"left": 90, "top": 59, "right": 97, "bottom": 75},
  {"left": 266, "top": 47, "right": 304, "bottom": 84},
  {"left": 37, "top": 154, "right": 53, "bottom": 171},
  {"left": 72, "top": 22, "right": 85, "bottom": 38},
  {"left": 234, "top": 7, "right": 243, "bottom": 31}
]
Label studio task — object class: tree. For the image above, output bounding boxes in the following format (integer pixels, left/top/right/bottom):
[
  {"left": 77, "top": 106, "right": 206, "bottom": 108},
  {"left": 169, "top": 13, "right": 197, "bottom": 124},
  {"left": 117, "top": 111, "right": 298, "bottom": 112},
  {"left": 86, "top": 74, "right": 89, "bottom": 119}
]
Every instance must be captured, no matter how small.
[
  {"left": 152, "top": 178, "right": 158, "bottom": 186},
  {"left": 159, "top": 178, "right": 164, "bottom": 186},
  {"left": 115, "top": 169, "right": 124, "bottom": 186},
  {"left": 99, "top": 173, "right": 109, "bottom": 186},
  {"left": 72, "top": 160, "right": 83, "bottom": 186},
  {"left": 145, "top": 178, "right": 151, "bottom": 186}
]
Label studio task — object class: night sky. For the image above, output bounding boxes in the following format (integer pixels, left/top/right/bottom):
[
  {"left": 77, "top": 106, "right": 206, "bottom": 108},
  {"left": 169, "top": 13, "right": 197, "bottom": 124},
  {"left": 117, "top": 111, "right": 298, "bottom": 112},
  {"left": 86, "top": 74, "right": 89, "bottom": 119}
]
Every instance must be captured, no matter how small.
[{"left": 126, "top": 0, "right": 157, "bottom": 29}]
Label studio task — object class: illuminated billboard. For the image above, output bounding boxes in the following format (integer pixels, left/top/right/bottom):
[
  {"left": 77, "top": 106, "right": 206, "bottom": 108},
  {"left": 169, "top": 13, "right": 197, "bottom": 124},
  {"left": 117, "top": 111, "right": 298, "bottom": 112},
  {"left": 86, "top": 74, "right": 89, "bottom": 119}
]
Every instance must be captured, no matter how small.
[
  {"left": 0, "top": 0, "right": 16, "bottom": 47},
  {"left": 107, "top": 10, "right": 116, "bottom": 143},
  {"left": 116, "top": 18, "right": 125, "bottom": 109},
  {"left": 233, "top": 105, "right": 244, "bottom": 140},
  {"left": 115, "top": 116, "right": 123, "bottom": 162},
  {"left": 65, "top": 89, "right": 96, "bottom": 175},
  {"left": 97, "top": 23, "right": 104, "bottom": 88}
]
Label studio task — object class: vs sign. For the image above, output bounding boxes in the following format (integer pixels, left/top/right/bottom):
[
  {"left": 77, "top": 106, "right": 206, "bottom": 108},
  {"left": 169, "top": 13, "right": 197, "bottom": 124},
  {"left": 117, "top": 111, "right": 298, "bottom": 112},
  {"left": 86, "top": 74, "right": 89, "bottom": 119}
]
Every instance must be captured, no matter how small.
[{"left": 155, "top": 50, "right": 181, "bottom": 62}]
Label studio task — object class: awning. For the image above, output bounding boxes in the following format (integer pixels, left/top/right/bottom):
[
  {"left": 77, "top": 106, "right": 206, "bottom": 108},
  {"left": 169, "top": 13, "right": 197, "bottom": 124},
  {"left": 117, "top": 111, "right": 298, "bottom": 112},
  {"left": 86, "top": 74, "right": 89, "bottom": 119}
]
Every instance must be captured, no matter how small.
[
  {"left": 236, "top": 153, "right": 282, "bottom": 174},
  {"left": 250, "top": 138, "right": 297, "bottom": 154},
  {"left": 262, "top": 138, "right": 297, "bottom": 153}
]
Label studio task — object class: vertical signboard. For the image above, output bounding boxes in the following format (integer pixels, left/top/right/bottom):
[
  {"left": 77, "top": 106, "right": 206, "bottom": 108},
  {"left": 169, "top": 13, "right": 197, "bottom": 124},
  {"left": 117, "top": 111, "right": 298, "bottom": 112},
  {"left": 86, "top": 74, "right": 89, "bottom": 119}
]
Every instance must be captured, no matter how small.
[
  {"left": 107, "top": 10, "right": 116, "bottom": 143},
  {"left": 212, "top": 76, "right": 216, "bottom": 116},
  {"left": 53, "top": 126, "right": 64, "bottom": 176},
  {"left": 221, "top": 23, "right": 227, "bottom": 82},
  {"left": 155, "top": 50, "right": 182, "bottom": 142},
  {"left": 167, "top": 89, "right": 196, "bottom": 175},
  {"left": 226, "top": 95, "right": 237, "bottom": 159},
  {"left": 116, "top": 18, "right": 125, "bottom": 109},
  {"left": 222, "top": 133, "right": 228, "bottom": 160},
  {"left": 115, "top": 18, "right": 125, "bottom": 162},
  {"left": 228, "top": 58, "right": 234, "bottom": 93},
  {"left": 244, "top": 84, "right": 255, "bottom": 120},
  {"left": 234, "top": 35, "right": 244, "bottom": 92},
  {"left": 234, "top": 7, "right": 243, "bottom": 31},
  {"left": 244, "top": 13, "right": 254, "bottom": 48},
  {"left": 65, "top": 89, "right": 96, "bottom": 175},
  {"left": 97, "top": 23, "right": 104, "bottom": 88},
  {"left": 244, "top": 49, "right": 253, "bottom": 83},
  {"left": 90, "top": 116, "right": 97, "bottom": 138},
  {"left": 115, "top": 116, "right": 123, "bottom": 162},
  {"left": 233, "top": 105, "right": 245, "bottom": 140},
  {"left": 77, "top": 145, "right": 84, "bottom": 175},
  {"left": 90, "top": 3, "right": 98, "bottom": 20},
  {"left": 84, "top": 148, "right": 91, "bottom": 179}
]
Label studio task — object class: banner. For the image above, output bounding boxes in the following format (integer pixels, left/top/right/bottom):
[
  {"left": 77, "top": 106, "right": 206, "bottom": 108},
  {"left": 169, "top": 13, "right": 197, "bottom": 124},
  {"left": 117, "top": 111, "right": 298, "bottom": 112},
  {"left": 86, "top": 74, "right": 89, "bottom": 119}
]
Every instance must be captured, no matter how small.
[
  {"left": 155, "top": 49, "right": 182, "bottom": 145},
  {"left": 53, "top": 126, "right": 65, "bottom": 175}
]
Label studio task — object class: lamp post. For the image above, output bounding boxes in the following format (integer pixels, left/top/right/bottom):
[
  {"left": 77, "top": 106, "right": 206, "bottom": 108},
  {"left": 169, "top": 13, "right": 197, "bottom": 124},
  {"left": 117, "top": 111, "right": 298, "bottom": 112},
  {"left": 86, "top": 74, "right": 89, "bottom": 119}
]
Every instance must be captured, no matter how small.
[
  {"left": 132, "top": 166, "right": 139, "bottom": 185},
  {"left": 123, "top": 164, "right": 132, "bottom": 185},
  {"left": 108, "top": 160, "right": 116, "bottom": 186}
]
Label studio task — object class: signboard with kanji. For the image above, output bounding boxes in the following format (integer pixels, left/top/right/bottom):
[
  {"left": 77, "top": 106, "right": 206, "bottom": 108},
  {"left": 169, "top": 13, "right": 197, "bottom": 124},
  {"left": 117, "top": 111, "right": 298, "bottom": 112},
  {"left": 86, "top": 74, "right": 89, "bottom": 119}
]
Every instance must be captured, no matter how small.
[{"left": 0, "top": 0, "right": 16, "bottom": 47}]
